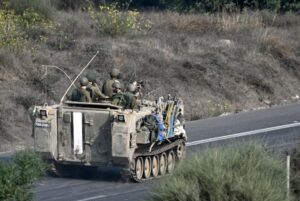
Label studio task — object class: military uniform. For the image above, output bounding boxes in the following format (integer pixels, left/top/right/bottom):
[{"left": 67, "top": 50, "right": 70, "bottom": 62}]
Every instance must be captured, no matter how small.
[
  {"left": 71, "top": 87, "right": 92, "bottom": 102},
  {"left": 87, "top": 83, "right": 107, "bottom": 102},
  {"left": 112, "top": 93, "right": 126, "bottom": 106},
  {"left": 124, "top": 83, "right": 138, "bottom": 109},
  {"left": 111, "top": 82, "right": 125, "bottom": 106},
  {"left": 71, "top": 77, "right": 92, "bottom": 103},
  {"left": 102, "top": 68, "right": 122, "bottom": 98},
  {"left": 103, "top": 79, "right": 119, "bottom": 97},
  {"left": 80, "top": 87, "right": 92, "bottom": 102},
  {"left": 123, "top": 91, "right": 137, "bottom": 109}
]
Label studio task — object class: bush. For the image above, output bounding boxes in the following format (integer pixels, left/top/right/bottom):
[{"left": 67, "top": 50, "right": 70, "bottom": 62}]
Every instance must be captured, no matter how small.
[
  {"left": 46, "top": 31, "right": 75, "bottom": 50},
  {"left": 112, "top": 0, "right": 300, "bottom": 12},
  {"left": 15, "top": 94, "right": 40, "bottom": 110},
  {"left": 4, "top": 0, "right": 54, "bottom": 20},
  {"left": 0, "top": 4, "right": 56, "bottom": 51},
  {"left": 0, "top": 10, "right": 25, "bottom": 51},
  {"left": 18, "top": 9, "right": 56, "bottom": 42},
  {"left": 88, "top": 3, "right": 152, "bottom": 36},
  {"left": 149, "top": 143, "right": 291, "bottom": 201},
  {"left": 0, "top": 150, "right": 45, "bottom": 201},
  {"left": 281, "top": 1, "right": 300, "bottom": 12},
  {"left": 51, "top": 0, "right": 89, "bottom": 10}
]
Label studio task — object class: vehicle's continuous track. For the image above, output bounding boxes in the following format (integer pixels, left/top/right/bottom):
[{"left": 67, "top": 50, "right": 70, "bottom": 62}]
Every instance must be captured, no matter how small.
[{"left": 130, "top": 138, "right": 186, "bottom": 182}]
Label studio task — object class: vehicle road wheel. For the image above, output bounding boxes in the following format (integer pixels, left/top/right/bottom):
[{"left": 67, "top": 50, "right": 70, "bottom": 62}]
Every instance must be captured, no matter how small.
[
  {"left": 143, "top": 157, "right": 151, "bottom": 179},
  {"left": 177, "top": 142, "right": 186, "bottom": 160},
  {"left": 167, "top": 151, "right": 175, "bottom": 173},
  {"left": 159, "top": 153, "right": 167, "bottom": 175},
  {"left": 151, "top": 155, "right": 159, "bottom": 177},
  {"left": 135, "top": 157, "right": 143, "bottom": 180}
]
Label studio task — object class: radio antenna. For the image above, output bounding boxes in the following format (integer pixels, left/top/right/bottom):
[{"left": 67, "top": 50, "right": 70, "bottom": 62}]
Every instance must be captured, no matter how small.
[
  {"left": 41, "top": 65, "right": 75, "bottom": 87},
  {"left": 60, "top": 51, "right": 99, "bottom": 105}
]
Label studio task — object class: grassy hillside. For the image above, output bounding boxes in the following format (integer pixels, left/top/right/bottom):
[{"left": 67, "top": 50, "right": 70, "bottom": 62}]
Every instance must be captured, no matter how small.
[{"left": 0, "top": 3, "right": 300, "bottom": 150}]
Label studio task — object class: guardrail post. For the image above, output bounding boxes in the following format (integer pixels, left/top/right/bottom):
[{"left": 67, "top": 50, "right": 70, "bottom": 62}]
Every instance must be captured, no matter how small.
[{"left": 287, "top": 154, "right": 290, "bottom": 201}]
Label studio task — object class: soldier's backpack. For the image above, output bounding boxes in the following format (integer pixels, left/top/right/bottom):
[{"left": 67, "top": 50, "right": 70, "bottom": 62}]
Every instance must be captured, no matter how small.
[{"left": 71, "top": 88, "right": 83, "bottom": 102}]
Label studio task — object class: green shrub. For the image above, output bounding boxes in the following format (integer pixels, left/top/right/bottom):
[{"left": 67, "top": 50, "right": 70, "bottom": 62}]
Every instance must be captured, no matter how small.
[
  {"left": 0, "top": 150, "right": 45, "bottom": 201},
  {"left": 115, "top": 0, "right": 300, "bottom": 12},
  {"left": 51, "top": 0, "right": 89, "bottom": 10},
  {"left": 19, "top": 9, "right": 56, "bottom": 42},
  {"left": 4, "top": 0, "right": 54, "bottom": 20},
  {"left": 290, "top": 148, "right": 300, "bottom": 200},
  {"left": 46, "top": 31, "right": 75, "bottom": 50},
  {"left": 281, "top": 0, "right": 300, "bottom": 11},
  {"left": 88, "top": 3, "right": 152, "bottom": 36},
  {"left": 0, "top": 10, "right": 25, "bottom": 51},
  {"left": 149, "top": 143, "right": 291, "bottom": 201},
  {"left": 0, "top": 4, "right": 56, "bottom": 51}
]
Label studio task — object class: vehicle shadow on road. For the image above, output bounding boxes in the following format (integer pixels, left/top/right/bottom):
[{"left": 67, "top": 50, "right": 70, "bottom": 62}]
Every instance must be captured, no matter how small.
[{"left": 51, "top": 166, "right": 127, "bottom": 183}]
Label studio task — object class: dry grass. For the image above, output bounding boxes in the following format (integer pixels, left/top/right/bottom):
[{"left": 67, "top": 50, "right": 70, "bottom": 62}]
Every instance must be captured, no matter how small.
[{"left": 149, "top": 143, "right": 290, "bottom": 201}]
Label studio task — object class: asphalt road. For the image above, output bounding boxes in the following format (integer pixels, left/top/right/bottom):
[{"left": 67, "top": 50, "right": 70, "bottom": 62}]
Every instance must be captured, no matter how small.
[{"left": 3, "top": 103, "right": 300, "bottom": 201}]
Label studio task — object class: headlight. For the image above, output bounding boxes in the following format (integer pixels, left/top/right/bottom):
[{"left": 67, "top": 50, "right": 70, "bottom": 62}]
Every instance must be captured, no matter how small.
[{"left": 117, "top": 115, "right": 125, "bottom": 122}]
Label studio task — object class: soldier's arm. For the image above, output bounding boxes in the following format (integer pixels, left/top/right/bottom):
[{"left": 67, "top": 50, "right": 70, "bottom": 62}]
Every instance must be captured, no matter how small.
[
  {"left": 94, "top": 87, "right": 108, "bottom": 99},
  {"left": 84, "top": 90, "right": 92, "bottom": 102}
]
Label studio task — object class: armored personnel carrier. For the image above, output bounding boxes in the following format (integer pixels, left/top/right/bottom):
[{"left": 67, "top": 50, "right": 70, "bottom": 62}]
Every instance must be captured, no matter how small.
[
  {"left": 33, "top": 97, "right": 186, "bottom": 182},
  {"left": 32, "top": 54, "right": 186, "bottom": 182}
]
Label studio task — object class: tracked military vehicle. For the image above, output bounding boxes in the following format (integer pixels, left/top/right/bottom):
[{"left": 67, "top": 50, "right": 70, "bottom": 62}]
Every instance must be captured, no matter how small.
[
  {"left": 32, "top": 53, "right": 187, "bottom": 182},
  {"left": 33, "top": 97, "right": 186, "bottom": 182}
]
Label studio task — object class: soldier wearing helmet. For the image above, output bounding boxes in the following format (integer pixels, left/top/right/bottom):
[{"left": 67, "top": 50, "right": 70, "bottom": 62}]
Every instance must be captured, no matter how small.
[
  {"left": 102, "top": 68, "right": 122, "bottom": 98},
  {"left": 117, "top": 72, "right": 125, "bottom": 91},
  {"left": 123, "top": 83, "right": 137, "bottom": 109},
  {"left": 71, "top": 77, "right": 92, "bottom": 102},
  {"left": 111, "top": 81, "right": 126, "bottom": 106},
  {"left": 86, "top": 73, "right": 108, "bottom": 102}
]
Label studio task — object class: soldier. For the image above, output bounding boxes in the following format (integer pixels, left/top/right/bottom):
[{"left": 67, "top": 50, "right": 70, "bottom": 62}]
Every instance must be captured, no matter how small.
[
  {"left": 86, "top": 73, "right": 108, "bottom": 102},
  {"left": 71, "top": 77, "right": 92, "bottom": 103},
  {"left": 124, "top": 83, "right": 137, "bottom": 109},
  {"left": 117, "top": 72, "right": 125, "bottom": 91},
  {"left": 102, "top": 68, "right": 121, "bottom": 98},
  {"left": 111, "top": 82, "right": 126, "bottom": 106}
]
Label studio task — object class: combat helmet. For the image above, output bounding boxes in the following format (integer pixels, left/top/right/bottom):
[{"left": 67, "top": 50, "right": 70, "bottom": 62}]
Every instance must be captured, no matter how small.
[
  {"left": 127, "top": 83, "right": 136, "bottom": 93},
  {"left": 112, "top": 81, "right": 121, "bottom": 89},
  {"left": 86, "top": 73, "right": 96, "bottom": 83},
  {"left": 110, "top": 68, "right": 120, "bottom": 78},
  {"left": 80, "top": 77, "right": 89, "bottom": 86}
]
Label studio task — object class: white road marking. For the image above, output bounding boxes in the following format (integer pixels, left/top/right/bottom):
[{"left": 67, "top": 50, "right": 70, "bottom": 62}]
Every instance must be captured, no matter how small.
[
  {"left": 76, "top": 195, "right": 107, "bottom": 201},
  {"left": 186, "top": 122, "right": 300, "bottom": 147},
  {"left": 0, "top": 151, "right": 12, "bottom": 155}
]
